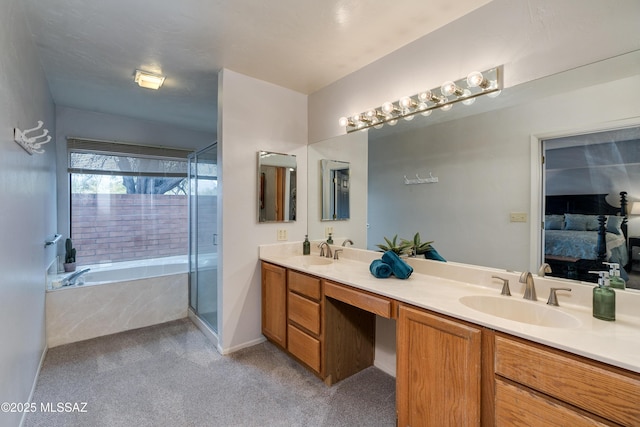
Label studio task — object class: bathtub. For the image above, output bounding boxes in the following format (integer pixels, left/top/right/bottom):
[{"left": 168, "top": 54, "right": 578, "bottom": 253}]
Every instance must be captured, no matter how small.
[{"left": 46, "top": 255, "right": 191, "bottom": 347}]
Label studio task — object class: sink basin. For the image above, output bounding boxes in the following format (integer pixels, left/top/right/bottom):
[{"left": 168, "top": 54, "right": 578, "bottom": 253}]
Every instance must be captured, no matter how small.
[
  {"left": 459, "top": 295, "right": 581, "bottom": 328},
  {"left": 291, "top": 256, "right": 333, "bottom": 267}
]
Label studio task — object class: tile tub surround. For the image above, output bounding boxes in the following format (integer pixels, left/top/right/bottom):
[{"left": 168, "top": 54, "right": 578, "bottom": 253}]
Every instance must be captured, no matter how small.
[
  {"left": 259, "top": 242, "right": 640, "bottom": 373},
  {"left": 46, "top": 273, "right": 188, "bottom": 347}
]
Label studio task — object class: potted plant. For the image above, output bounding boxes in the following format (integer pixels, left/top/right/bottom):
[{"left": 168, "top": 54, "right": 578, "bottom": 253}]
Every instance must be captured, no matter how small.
[
  {"left": 375, "top": 235, "right": 413, "bottom": 256},
  {"left": 401, "top": 232, "right": 434, "bottom": 257},
  {"left": 64, "top": 238, "right": 76, "bottom": 272}
]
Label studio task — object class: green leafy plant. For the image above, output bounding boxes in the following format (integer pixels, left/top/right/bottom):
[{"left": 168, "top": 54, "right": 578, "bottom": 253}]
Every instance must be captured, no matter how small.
[
  {"left": 401, "top": 232, "right": 434, "bottom": 256},
  {"left": 65, "top": 238, "right": 76, "bottom": 264},
  {"left": 375, "top": 235, "right": 413, "bottom": 255}
]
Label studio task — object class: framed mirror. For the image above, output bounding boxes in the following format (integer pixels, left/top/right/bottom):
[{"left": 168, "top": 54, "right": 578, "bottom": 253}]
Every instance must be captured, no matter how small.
[
  {"left": 321, "top": 159, "right": 350, "bottom": 221},
  {"left": 257, "top": 151, "right": 297, "bottom": 223}
]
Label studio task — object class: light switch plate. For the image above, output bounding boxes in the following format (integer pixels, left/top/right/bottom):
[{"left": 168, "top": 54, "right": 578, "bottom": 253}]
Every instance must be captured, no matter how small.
[
  {"left": 510, "top": 212, "right": 527, "bottom": 223},
  {"left": 277, "top": 229, "right": 288, "bottom": 241}
]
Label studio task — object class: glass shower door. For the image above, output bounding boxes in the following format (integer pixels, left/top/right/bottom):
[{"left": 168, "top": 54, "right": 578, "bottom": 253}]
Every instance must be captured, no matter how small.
[{"left": 188, "top": 143, "right": 218, "bottom": 332}]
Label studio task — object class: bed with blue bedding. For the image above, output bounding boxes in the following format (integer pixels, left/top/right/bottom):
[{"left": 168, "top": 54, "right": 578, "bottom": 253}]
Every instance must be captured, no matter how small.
[{"left": 544, "top": 192, "right": 629, "bottom": 281}]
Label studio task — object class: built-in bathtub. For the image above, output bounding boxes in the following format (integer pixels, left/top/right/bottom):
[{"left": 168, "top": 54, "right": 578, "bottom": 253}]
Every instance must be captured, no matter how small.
[{"left": 45, "top": 256, "right": 190, "bottom": 347}]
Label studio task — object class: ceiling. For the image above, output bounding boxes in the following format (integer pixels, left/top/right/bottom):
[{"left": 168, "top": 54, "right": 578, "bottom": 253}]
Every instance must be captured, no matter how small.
[{"left": 22, "top": 0, "right": 492, "bottom": 133}]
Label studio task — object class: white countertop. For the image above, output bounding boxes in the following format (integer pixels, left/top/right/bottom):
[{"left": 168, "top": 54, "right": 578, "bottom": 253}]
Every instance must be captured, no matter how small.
[{"left": 260, "top": 242, "right": 640, "bottom": 374}]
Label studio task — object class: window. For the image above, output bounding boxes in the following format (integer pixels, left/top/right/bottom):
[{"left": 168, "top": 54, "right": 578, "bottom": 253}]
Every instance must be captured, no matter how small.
[{"left": 68, "top": 139, "right": 192, "bottom": 265}]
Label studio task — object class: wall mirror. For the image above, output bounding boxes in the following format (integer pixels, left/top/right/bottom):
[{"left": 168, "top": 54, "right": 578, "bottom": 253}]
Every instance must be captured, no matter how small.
[
  {"left": 308, "top": 49, "right": 640, "bottom": 292},
  {"left": 321, "top": 159, "right": 350, "bottom": 221},
  {"left": 258, "top": 151, "right": 297, "bottom": 223}
]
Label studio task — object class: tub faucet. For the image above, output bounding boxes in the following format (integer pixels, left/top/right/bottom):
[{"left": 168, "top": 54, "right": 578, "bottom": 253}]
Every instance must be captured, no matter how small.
[
  {"left": 62, "top": 268, "right": 90, "bottom": 287},
  {"left": 342, "top": 239, "right": 354, "bottom": 247},
  {"left": 538, "top": 263, "right": 552, "bottom": 277},
  {"left": 519, "top": 271, "right": 537, "bottom": 301},
  {"left": 318, "top": 242, "right": 332, "bottom": 258}
]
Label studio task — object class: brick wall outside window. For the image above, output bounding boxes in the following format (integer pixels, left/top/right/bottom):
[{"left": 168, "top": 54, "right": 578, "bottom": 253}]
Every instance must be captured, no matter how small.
[{"left": 71, "top": 193, "right": 188, "bottom": 265}]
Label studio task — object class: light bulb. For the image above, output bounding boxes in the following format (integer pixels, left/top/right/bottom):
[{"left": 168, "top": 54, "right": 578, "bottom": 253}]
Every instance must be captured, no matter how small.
[
  {"left": 338, "top": 116, "right": 349, "bottom": 127},
  {"left": 421, "top": 109, "right": 432, "bottom": 117},
  {"left": 417, "top": 102, "right": 427, "bottom": 111},
  {"left": 381, "top": 102, "right": 395, "bottom": 114},
  {"left": 461, "top": 89, "right": 476, "bottom": 106},
  {"left": 466, "top": 71, "right": 487, "bottom": 88},
  {"left": 351, "top": 114, "right": 361, "bottom": 123},
  {"left": 403, "top": 114, "right": 414, "bottom": 121},
  {"left": 487, "top": 90, "right": 501, "bottom": 98},
  {"left": 399, "top": 96, "right": 415, "bottom": 109},
  {"left": 486, "top": 80, "right": 501, "bottom": 98},
  {"left": 366, "top": 109, "right": 378, "bottom": 119},
  {"left": 388, "top": 119, "right": 398, "bottom": 126},
  {"left": 440, "top": 103, "right": 453, "bottom": 112},
  {"left": 374, "top": 123, "right": 384, "bottom": 129},
  {"left": 441, "top": 81, "right": 463, "bottom": 97},
  {"left": 419, "top": 90, "right": 442, "bottom": 104}
]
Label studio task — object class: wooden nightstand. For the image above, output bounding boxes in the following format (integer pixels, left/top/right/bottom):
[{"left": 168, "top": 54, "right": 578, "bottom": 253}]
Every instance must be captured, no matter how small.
[{"left": 629, "top": 237, "right": 640, "bottom": 272}]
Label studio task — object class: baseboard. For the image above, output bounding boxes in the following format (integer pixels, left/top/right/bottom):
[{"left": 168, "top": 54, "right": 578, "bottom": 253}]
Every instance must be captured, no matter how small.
[
  {"left": 374, "top": 358, "right": 397, "bottom": 378},
  {"left": 20, "top": 345, "right": 48, "bottom": 427},
  {"left": 218, "top": 336, "right": 266, "bottom": 355}
]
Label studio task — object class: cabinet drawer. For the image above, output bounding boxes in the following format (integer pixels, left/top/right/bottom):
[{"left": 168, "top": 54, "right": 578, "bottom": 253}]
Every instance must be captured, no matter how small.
[
  {"left": 288, "top": 270, "right": 321, "bottom": 301},
  {"left": 288, "top": 292, "right": 321, "bottom": 335},
  {"left": 495, "top": 335, "right": 640, "bottom": 426},
  {"left": 324, "top": 281, "right": 392, "bottom": 318},
  {"left": 288, "top": 324, "right": 321, "bottom": 372},
  {"left": 495, "top": 378, "right": 609, "bottom": 427}
]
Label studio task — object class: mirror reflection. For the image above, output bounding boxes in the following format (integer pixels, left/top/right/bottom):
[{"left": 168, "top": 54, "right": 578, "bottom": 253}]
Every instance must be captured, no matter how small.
[
  {"left": 258, "top": 151, "right": 297, "bottom": 223},
  {"left": 321, "top": 159, "right": 350, "bottom": 221},
  {"left": 308, "top": 50, "right": 640, "bottom": 292}
]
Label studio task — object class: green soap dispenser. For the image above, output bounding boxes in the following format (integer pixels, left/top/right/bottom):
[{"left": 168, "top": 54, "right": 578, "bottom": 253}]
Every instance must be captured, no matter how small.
[
  {"left": 327, "top": 233, "right": 333, "bottom": 244},
  {"left": 589, "top": 270, "right": 615, "bottom": 321},
  {"left": 303, "top": 235, "right": 310, "bottom": 255},
  {"left": 604, "top": 262, "right": 626, "bottom": 290}
]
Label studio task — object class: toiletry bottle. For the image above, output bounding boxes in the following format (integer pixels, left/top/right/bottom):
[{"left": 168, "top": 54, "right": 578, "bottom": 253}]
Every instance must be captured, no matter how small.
[
  {"left": 589, "top": 270, "right": 615, "bottom": 321},
  {"left": 604, "top": 262, "right": 626, "bottom": 290},
  {"left": 303, "top": 235, "right": 310, "bottom": 255},
  {"left": 327, "top": 233, "right": 333, "bottom": 244}
]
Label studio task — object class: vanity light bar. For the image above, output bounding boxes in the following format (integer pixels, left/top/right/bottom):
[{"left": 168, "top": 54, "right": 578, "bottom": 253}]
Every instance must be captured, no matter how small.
[{"left": 339, "top": 65, "right": 503, "bottom": 133}]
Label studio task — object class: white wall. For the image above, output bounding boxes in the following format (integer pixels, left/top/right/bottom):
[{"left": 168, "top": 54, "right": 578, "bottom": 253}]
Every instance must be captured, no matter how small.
[
  {"left": 0, "top": 1, "right": 56, "bottom": 426},
  {"left": 307, "top": 132, "right": 368, "bottom": 247},
  {"left": 308, "top": 0, "right": 640, "bottom": 143},
  {"left": 217, "top": 69, "right": 307, "bottom": 352},
  {"left": 54, "top": 106, "right": 216, "bottom": 245}
]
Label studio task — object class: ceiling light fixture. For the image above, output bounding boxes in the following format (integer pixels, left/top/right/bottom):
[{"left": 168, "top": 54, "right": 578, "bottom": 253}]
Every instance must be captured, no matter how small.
[
  {"left": 339, "top": 66, "right": 503, "bottom": 133},
  {"left": 134, "top": 69, "right": 166, "bottom": 90}
]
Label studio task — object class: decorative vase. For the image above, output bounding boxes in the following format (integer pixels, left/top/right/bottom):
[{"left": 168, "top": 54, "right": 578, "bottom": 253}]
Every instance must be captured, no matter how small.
[{"left": 63, "top": 262, "right": 76, "bottom": 272}]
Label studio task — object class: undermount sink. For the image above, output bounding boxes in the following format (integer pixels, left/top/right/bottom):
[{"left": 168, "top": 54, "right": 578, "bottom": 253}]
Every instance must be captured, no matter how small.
[
  {"left": 291, "top": 256, "right": 333, "bottom": 267},
  {"left": 459, "top": 295, "right": 582, "bottom": 328}
]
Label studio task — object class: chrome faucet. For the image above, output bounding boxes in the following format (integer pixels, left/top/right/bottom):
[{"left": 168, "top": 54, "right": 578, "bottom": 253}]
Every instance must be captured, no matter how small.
[
  {"left": 62, "top": 268, "right": 90, "bottom": 287},
  {"left": 342, "top": 239, "right": 354, "bottom": 247},
  {"left": 318, "top": 242, "right": 333, "bottom": 258},
  {"left": 538, "top": 263, "right": 552, "bottom": 277},
  {"left": 519, "top": 271, "right": 537, "bottom": 301},
  {"left": 333, "top": 249, "right": 343, "bottom": 260}
]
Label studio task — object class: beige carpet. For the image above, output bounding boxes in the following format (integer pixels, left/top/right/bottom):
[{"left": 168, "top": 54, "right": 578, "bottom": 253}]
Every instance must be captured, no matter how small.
[{"left": 25, "top": 319, "right": 396, "bottom": 427}]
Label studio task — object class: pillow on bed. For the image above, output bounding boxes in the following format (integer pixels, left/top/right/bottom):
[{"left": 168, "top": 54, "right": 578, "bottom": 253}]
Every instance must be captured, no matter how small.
[
  {"left": 545, "top": 215, "right": 564, "bottom": 230},
  {"left": 564, "top": 213, "right": 588, "bottom": 231},
  {"left": 606, "top": 215, "right": 624, "bottom": 235},
  {"left": 584, "top": 215, "right": 601, "bottom": 231}
]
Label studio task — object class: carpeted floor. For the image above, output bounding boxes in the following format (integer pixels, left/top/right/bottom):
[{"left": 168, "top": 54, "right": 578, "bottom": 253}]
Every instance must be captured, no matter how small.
[{"left": 25, "top": 319, "right": 396, "bottom": 427}]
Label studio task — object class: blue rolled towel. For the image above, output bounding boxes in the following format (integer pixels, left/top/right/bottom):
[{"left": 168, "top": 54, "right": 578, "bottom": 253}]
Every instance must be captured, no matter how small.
[
  {"left": 369, "top": 259, "right": 392, "bottom": 278},
  {"left": 424, "top": 247, "right": 446, "bottom": 262},
  {"left": 381, "top": 251, "right": 413, "bottom": 279}
]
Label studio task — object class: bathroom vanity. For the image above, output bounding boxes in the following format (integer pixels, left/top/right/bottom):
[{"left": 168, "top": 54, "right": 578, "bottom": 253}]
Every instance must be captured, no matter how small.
[{"left": 260, "top": 243, "right": 640, "bottom": 426}]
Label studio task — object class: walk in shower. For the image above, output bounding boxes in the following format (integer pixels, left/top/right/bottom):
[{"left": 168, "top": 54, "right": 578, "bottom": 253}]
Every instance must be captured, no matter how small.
[{"left": 188, "top": 143, "right": 218, "bottom": 333}]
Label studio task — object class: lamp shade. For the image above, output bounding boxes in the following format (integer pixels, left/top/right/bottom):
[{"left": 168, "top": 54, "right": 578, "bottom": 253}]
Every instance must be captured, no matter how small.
[{"left": 631, "top": 202, "right": 640, "bottom": 216}]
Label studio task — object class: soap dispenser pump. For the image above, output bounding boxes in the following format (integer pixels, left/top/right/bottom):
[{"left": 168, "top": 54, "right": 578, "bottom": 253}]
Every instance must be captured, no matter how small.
[
  {"left": 327, "top": 233, "right": 333, "bottom": 244},
  {"left": 303, "top": 235, "right": 310, "bottom": 255},
  {"left": 589, "top": 270, "right": 615, "bottom": 321},
  {"left": 604, "top": 262, "right": 626, "bottom": 289}
]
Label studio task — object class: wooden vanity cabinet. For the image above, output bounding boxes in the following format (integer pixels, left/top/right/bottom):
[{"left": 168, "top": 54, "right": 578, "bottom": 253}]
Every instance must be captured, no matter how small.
[
  {"left": 494, "top": 333, "right": 640, "bottom": 426},
  {"left": 261, "top": 262, "right": 287, "bottom": 348},
  {"left": 397, "top": 303, "right": 483, "bottom": 427},
  {"left": 286, "top": 270, "right": 323, "bottom": 374}
]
